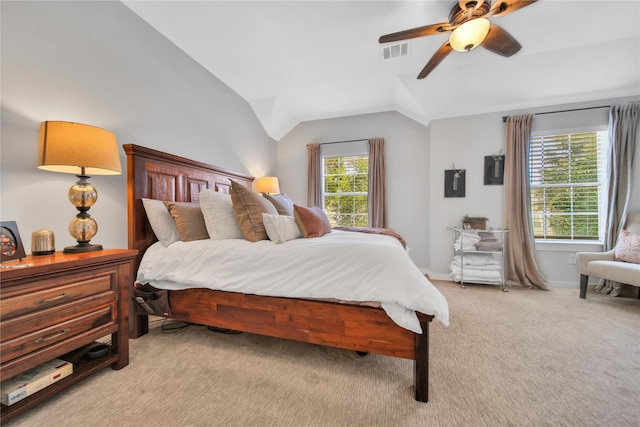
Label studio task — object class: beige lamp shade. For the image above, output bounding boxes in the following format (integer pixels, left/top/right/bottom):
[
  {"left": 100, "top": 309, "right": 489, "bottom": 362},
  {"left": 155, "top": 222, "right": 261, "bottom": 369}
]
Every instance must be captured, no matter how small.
[
  {"left": 449, "top": 18, "right": 490, "bottom": 52},
  {"left": 254, "top": 176, "right": 280, "bottom": 194},
  {"left": 38, "top": 121, "right": 122, "bottom": 175}
]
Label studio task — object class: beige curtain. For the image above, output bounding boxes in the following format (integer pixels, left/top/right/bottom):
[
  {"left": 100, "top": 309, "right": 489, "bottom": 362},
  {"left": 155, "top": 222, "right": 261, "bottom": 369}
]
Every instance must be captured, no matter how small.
[
  {"left": 368, "top": 138, "right": 386, "bottom": 228},
  {"left": 503, "top": 115, "right": 549, "bottom": 290},
  {"left": 596, "top": 102, "right": 639, "bottom": 296},
  {"left": 307, "top": 143, "right": 322, "bottom": 207}
]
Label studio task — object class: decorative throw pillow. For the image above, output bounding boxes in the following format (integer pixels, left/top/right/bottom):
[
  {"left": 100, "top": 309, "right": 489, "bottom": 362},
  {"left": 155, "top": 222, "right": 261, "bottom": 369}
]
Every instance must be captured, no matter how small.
[
  {"left": 293, "top": 205, "right": 331, "bottom": 238},
  {"left": 230, "top": 180, "right": 278, "bottom": 242},
  {"left": 164, "top": 202, "right": 209, "bottom": 242},
  {"left": 614, "top": 229, "right": 640, "bottom": 264},
  {"left": 141, "top": 198, "right": 180, "bottom": 246},
  {"left": 263, "top": 193, "right": 294, "bottom": 216},
  {"left": 262, "top": 213, "right": 302, "bottom": 244},
  {"left": 199, "top": 189, "right": 244, "bottom": 240}
]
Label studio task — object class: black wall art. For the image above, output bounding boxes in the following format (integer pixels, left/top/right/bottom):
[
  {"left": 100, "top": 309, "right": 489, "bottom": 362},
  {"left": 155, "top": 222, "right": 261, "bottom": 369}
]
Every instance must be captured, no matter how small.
[
  {"left": 444, "top": 169, "right": 465, "bottom": 197},
  {"left": 484, "top": 155, "right": 505, "bottom": 185}
]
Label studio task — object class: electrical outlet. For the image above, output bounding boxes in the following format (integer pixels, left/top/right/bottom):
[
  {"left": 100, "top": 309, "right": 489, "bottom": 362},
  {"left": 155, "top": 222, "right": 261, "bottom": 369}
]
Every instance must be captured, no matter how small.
[{"left": 568, "top": 254, "right": 577, "bottom": 265}]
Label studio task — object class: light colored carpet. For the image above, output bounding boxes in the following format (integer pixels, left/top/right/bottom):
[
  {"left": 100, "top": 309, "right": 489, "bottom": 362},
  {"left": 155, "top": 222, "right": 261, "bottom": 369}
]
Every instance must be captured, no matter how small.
[{"left": 5, "top": 281, "right": 640, "bottom": 427}]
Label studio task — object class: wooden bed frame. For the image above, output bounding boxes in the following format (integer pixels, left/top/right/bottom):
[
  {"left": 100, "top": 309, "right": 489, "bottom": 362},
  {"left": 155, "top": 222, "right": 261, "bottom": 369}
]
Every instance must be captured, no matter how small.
[{"left": 124, "top": 144, "right": 434, "bottom": 402}]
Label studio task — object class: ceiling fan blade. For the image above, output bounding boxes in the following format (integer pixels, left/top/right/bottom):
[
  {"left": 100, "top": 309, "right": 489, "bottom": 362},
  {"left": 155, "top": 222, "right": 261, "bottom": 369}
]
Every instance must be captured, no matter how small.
[
  {"left": 417, "top": 42, "right": 453, "bottom": 79},
  {"left": 489, "top": 0, "right": 537, "bottom": 18},
  {"left": 379, "top": 22, "right": 453, "bottom": 44},
  {"left": 482, "top": 24, "right": 521, "bottom": 57}
]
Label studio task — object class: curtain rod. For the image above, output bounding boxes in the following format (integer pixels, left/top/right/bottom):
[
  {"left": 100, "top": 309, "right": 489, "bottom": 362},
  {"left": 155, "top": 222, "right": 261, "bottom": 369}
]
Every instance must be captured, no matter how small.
[
  {"left": 501, "top": 105, "right": 610, "bottom": 123},
  {"left": 307, "top": 138, "right": 368, "bottom": 146}
]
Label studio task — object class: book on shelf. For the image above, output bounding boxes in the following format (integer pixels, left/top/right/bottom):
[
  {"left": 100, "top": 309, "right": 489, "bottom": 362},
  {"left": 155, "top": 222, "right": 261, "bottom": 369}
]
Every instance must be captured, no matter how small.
[{"left": 1, "top": 358, "right": 73, "bottom": 406}]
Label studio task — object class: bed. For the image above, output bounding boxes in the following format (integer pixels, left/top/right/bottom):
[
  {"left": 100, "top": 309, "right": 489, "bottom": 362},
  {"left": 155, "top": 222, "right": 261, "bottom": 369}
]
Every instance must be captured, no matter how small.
[{"left": 125, "top": 143, "right": 447, "bottom": 402}]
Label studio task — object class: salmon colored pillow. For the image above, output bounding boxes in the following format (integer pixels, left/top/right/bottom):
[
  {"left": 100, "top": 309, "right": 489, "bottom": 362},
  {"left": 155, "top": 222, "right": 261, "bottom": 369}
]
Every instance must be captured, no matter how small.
[{"left": 293, "top": 205, "right": 331, "bottom": 238}]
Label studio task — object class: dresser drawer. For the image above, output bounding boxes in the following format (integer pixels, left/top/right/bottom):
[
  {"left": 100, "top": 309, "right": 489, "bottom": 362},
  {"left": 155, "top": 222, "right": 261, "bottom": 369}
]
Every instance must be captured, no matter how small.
[
  {"left": 0, "top": 275, "right": 112, "bottom": 321},
  {"left": 0, "top": 292, "right": 117, "bottom": 343},
  {"left": 0, "top": 249, "right": 136, "bottom": 423},
  {"left": 0, "top": 304, "right": 114, "bottom": 364}
]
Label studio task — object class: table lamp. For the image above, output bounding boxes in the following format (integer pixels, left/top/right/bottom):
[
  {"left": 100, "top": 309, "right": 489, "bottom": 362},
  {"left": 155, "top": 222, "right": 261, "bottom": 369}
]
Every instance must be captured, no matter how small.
[
  {"left": 38, "top": 121, "right": 122, "bottom": 253},
  {"left": 254, "top": 176, "right": 280, "bottom": 195}
]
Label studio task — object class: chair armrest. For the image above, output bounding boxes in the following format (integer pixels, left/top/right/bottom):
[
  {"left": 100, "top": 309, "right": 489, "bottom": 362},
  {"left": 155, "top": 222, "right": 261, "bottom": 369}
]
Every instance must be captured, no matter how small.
[{"left": 576, "top": 250, "right": 616, "bottom": 273}]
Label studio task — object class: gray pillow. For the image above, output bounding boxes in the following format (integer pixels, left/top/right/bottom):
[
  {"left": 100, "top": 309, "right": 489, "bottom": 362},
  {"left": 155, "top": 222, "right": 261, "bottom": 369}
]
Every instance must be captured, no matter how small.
[{"left": 263, "top": 193, "right": 294, "bottom": 216}]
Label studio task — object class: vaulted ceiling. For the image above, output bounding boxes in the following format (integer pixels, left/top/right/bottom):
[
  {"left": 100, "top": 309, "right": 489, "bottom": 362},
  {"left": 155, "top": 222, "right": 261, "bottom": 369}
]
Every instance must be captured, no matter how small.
[{"left": 122, "top": 1, "right": 640, "bottom": 140}]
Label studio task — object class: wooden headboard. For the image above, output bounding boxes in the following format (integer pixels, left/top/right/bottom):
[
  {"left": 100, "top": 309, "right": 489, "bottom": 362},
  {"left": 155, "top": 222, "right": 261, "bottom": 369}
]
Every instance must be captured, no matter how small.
[{"left": 124, "top": 144, "right": 254, "bottom": 272}]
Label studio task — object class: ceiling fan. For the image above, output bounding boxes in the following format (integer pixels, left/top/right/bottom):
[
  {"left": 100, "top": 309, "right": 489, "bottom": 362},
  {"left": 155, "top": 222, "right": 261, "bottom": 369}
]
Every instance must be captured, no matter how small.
[{"left": 379, "top": 0, "right": 538, "bottom": 79}]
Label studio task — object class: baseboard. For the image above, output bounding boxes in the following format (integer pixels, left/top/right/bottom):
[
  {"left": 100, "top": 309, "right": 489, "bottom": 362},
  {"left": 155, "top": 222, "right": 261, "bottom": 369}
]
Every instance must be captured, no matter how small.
[
  {"left": 547, "top": 281, "right": 579, "bottom": 289},
  {"left": 430, "top": 273, "right": 453, "bottom": 281},
  {"left": 421, "top": 272, "right": 634, "bottom": 293},
  {"left": 422, "top": 270, "right": 453, "bottom": 281},
  {"left": 425, "top": 270, "right": 582, "bottom": 289}
]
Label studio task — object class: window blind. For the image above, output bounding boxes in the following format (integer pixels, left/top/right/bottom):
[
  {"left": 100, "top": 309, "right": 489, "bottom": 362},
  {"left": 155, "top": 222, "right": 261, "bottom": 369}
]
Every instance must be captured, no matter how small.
[
  {"left": 529, "top": 131, "right": 607, "bottom": 240},
  {"left": 323, "top": 155, "right": 368, "bottom": 227}
]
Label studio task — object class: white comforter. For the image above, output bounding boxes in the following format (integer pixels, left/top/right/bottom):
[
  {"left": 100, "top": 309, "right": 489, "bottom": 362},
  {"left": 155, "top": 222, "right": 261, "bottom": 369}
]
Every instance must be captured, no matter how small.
[{"left": 137, "top": 230, "right": 449, "bottom": 333}]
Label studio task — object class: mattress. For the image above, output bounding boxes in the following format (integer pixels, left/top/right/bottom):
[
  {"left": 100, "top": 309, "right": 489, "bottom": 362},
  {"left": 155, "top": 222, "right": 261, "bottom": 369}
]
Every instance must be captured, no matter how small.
[{"left": 137, "top": 230, "right": 449, "bottom": 333}]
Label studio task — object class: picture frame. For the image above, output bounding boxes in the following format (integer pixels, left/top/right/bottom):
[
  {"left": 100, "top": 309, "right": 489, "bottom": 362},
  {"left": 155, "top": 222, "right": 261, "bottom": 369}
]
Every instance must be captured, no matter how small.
[
  {"left": 444, "top": 169, "right": 465, "bottom": 198},
  {"left": 1, "top": 221, "right": 27, "bottom": 262},
  {"left": 484, "top": 155, "right": 505, "bottom": 185}
]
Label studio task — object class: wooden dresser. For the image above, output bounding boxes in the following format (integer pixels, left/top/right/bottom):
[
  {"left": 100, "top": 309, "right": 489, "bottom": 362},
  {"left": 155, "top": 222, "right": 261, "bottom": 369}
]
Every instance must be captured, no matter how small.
[{"left": 0, "top": 249, "right": 137, "bottom": 423}]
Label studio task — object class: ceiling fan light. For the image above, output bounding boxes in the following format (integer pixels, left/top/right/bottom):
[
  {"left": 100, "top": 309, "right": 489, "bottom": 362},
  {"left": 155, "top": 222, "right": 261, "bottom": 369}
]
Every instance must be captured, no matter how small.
[{"left": 449, "top": 18, "right": 490, "bottom": 52}]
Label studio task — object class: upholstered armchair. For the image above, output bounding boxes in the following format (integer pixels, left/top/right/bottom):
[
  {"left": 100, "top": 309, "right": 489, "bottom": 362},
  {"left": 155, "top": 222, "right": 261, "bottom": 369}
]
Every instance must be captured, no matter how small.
[{"left": 577, "top": 213, "right": 640, "bottom": 298}]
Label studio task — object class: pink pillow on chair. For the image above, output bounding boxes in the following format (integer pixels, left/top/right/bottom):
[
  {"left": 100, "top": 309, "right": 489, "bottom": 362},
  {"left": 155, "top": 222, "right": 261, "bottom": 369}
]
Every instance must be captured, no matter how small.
[{"left": 614, "top": 229, "right": 640, "bottom": 264}]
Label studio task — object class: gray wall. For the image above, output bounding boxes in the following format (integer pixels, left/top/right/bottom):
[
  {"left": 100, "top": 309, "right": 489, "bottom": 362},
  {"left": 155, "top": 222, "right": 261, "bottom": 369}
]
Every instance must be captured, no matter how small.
[
  {"left": 1, "top": 1, "right": 276, "bottom": 252},
  {"left": 426, "top": 96, "right": 640, "bottom": 286},
  {"left": 277, "top": 97, "right": 640, "bottom": 287},
  {"left": 277, "top": 112, "right": 431, "bottom": 270}
]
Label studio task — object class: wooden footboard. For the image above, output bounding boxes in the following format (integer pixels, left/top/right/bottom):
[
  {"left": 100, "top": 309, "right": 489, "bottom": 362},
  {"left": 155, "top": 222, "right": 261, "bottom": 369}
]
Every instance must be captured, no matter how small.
[
  {"left": 125, "top": 144, "right": 434, "bottom": 402},
  {"left": 132, "top": 289, "right": 433, "bottom": 401}
]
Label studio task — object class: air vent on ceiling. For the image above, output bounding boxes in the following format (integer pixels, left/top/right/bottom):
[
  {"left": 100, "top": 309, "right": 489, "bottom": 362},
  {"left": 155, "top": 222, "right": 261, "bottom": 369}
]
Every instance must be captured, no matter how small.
[{"left": 381, "top": 42, "right": 409, "bottom": 60}]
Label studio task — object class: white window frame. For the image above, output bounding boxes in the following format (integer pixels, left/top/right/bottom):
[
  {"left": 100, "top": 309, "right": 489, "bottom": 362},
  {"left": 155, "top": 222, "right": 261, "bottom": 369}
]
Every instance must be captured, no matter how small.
[
  {"left": 528, "top": 108, "right": 610, "bottom": 244},
  {"left": 321, "top": 151, "right": 369, "bottom": 227},
  {"left": 529, "top": 131, "right": 607, "bottom": 241}
]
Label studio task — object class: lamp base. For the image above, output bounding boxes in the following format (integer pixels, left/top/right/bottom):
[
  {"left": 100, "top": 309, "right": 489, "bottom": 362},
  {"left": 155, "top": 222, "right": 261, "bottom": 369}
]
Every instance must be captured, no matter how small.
[{"left": 63, "top": 243, "right": 103, "bottom": 254}]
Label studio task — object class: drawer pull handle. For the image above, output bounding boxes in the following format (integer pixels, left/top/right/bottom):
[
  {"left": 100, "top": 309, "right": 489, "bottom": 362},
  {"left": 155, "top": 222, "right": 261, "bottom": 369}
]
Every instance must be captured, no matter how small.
[
  {"left": 34, "top": 293, "right": 69, "bottom": 305},
  {"left": 34, "top": 328, "right": 71, "bottom": 344}
]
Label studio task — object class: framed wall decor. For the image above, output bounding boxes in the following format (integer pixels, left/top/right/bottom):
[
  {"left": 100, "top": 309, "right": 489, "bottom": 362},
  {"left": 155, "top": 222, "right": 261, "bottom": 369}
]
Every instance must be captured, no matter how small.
[
  {"left": 444, "top": 169, "right": 465, "bottom": 198},
  {"left": 484, "top": 155, "right": 505, "bottom": 185},
  {"left": 1, "top": 221, "right": 26, "bottom": 262}
]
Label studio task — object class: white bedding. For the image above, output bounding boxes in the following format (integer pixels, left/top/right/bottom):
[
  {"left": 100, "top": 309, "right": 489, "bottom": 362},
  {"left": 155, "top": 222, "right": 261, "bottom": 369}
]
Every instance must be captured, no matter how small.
[{"left": 137, "top": 230, "right": 449, "bottom": 333}]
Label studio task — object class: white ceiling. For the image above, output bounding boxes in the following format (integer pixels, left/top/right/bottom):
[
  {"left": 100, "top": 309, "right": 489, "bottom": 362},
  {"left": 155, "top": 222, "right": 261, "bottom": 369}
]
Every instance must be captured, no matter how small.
[{"left": 122, "top": 1, "right": 640, "bottom": 140}]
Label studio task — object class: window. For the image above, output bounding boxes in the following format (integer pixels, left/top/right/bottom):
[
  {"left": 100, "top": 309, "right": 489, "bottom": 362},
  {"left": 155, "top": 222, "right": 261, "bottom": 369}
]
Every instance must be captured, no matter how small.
[
  {"left": 323, "top": 155, "right": 368, "bottom": 226},
  {"left": 529, "top": 131, "right": 607, "bottom": 240}
]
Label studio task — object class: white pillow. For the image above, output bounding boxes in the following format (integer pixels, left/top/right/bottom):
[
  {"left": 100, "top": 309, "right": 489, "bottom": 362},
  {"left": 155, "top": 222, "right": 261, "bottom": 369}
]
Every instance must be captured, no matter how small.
[
  {"left": 262, "top": 213, "right": 302, "bottom": 244},
  {"left": 141, "top": 198, "right": 180, "bottom": 246},
  {"left": 199, "top": 189, "right": 244, "bottom": 240}
]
